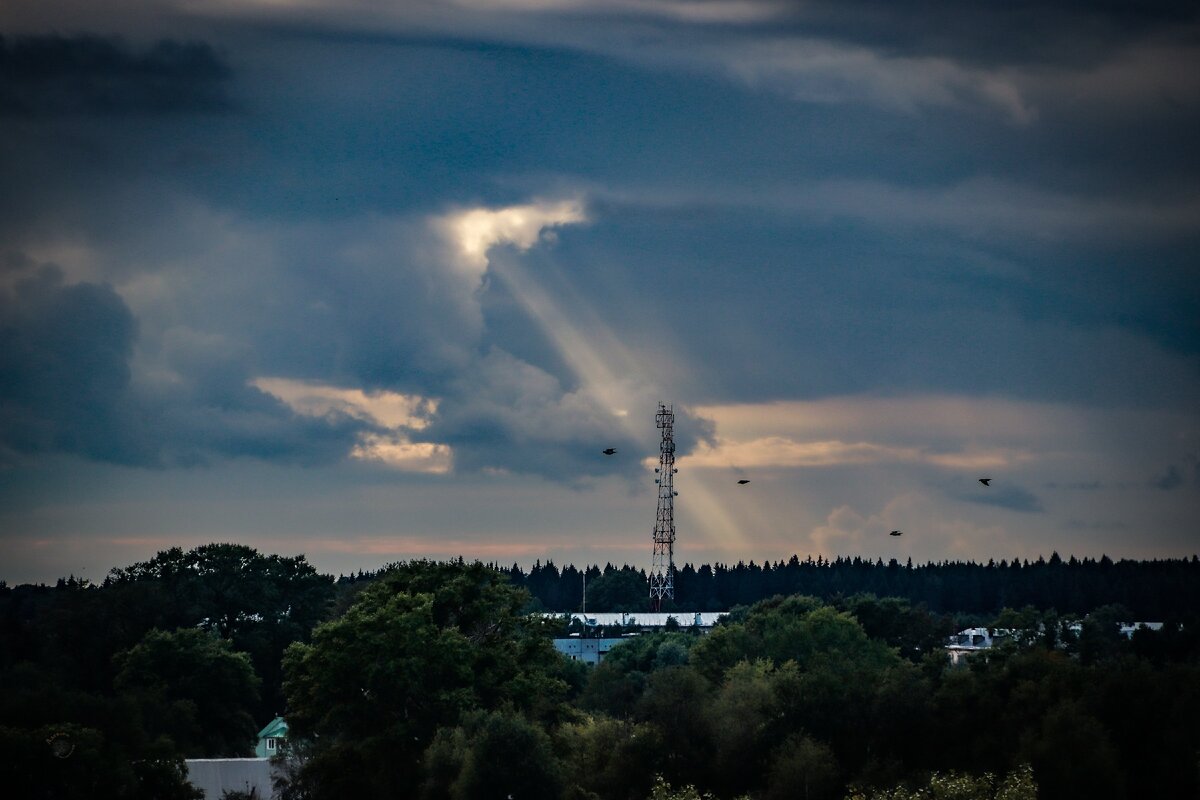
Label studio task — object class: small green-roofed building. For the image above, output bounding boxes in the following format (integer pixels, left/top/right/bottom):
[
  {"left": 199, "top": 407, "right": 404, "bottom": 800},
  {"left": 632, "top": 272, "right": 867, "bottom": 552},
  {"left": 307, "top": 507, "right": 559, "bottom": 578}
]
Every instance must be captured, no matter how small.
[{"left": 254, "top": 716, "right": 288, "bottom": 758}]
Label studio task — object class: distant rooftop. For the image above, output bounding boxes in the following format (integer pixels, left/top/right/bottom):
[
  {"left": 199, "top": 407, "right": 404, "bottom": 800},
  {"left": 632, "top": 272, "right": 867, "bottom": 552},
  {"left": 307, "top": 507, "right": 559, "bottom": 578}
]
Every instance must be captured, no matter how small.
[
  {"left": 256, "top": 716, "right": 287, "bottom": 740},
  {"left": 944, "top": 622, "right": 1165, "bottom": 665},
  {"left": 547, "top": 611, "right": 727, "bottom": 628}
]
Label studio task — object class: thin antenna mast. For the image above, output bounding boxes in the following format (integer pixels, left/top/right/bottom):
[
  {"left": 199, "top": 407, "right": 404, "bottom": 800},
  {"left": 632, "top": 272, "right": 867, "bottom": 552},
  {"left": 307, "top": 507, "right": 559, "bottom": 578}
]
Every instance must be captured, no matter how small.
[{"left": 649, "top": 403, "right": 677, "bottom": 611}]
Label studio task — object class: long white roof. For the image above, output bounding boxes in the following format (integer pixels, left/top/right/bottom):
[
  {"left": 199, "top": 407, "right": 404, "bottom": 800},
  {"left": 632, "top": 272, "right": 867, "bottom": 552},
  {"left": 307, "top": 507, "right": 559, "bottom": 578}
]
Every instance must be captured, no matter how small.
[{"left": 546, "top": 611, "right": 727, "bottom": 627}]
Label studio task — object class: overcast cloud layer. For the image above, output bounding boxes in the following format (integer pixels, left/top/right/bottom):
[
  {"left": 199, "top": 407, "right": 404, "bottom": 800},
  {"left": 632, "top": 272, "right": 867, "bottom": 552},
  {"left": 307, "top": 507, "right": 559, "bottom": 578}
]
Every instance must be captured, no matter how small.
[{"left": 1, "top": 0, "right": 1198, "bottom": 583}]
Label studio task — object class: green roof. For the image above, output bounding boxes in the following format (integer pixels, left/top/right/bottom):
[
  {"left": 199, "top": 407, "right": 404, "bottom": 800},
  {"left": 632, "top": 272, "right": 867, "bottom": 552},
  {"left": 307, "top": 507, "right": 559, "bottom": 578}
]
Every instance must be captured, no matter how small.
[{"left": 257, "top": 716, "right": 288, "bottom": 740}]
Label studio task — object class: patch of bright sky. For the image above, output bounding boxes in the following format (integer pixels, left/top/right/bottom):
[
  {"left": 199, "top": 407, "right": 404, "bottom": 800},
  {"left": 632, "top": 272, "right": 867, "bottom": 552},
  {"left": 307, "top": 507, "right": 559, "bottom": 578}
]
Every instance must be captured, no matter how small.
[{"left": 253, "top": 378, "right": 452, "bottom": 472}]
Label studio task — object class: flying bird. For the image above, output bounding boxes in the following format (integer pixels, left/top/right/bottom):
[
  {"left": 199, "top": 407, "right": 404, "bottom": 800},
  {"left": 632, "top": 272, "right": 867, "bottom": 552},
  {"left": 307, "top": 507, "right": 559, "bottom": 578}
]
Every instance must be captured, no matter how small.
[
  {"left": 737, "top": 479, "right": 750, "bottom": 485},
  {"left": 889, "top": 530, "right": 903, "bottom": 537},
  {"left": 602, "top": 448, "right": 617, "bottom": 455},
  {"left": 979, "top": 478, "right": 991, "bottom": 486}
]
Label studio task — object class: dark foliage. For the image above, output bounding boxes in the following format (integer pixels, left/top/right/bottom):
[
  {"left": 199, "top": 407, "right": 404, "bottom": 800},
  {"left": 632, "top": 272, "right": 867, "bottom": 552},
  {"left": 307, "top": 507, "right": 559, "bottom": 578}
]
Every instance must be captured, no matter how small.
[
  {"left": 4, "top": 549, "right": 1199, "bottom": 799},
  {"left": 109, "top": 543, "right": 335, "bottom": 719},
  {"left": 482, "top": 553, "right": 1200, "bottom": 618},
  {"left": 282, "top": 560, "right": 574, "bottom": 800},
  {"left": 0, "top": 544, "right": 332, "bottom": 796}
]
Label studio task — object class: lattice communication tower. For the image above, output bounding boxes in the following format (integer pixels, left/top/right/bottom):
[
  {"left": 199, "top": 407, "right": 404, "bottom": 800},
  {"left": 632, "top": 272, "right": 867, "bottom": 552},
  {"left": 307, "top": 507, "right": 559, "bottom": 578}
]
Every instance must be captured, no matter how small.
[{"left": 649, "top": 402, "right": 677, "bottom": 611}]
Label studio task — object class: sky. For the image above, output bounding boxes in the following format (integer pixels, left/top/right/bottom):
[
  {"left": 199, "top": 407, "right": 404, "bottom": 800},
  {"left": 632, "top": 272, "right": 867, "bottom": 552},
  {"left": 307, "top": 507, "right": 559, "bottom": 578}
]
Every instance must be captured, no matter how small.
[{"left": 1, "top": 0, "right": 1198, "bottom": 585}]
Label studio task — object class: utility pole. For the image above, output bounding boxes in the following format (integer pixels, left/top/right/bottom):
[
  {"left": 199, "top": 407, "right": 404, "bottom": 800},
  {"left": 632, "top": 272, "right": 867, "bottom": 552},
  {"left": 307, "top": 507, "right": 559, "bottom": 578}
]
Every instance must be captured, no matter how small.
[{"left": 648, "top": 403, "right": 677, "bottom": 611}]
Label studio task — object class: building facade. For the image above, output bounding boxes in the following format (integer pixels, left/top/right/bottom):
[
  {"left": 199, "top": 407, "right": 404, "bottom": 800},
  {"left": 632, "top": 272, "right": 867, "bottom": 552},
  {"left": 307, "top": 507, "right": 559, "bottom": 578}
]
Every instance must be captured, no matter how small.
[{"left": 550, "top": 611, "right": 727, "bottom": 665}]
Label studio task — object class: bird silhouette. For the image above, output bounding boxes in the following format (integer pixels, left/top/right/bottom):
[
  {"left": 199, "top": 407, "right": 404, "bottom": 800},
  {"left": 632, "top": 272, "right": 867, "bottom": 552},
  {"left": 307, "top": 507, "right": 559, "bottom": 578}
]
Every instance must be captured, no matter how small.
[
  {"left": 602, "top": 448, "right": 617, "bottom": 455},
  {"left": 979, "top": 478, "right": 991, "bottom": 486},
  {"left": 737, "top": 479, "right": 750, "bottom": 485},
  {"left": 889, "top": 530, "right": 903, "bottom": 537}
]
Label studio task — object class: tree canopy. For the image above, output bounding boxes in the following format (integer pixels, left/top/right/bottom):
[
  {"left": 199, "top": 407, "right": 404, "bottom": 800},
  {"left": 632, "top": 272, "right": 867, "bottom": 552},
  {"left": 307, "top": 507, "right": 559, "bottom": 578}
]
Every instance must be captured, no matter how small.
[
  {"left": 111, "top": 543, "right": 334, "bottom": 718},
  {"left": 4, "top": 549, "right": 1199, "bottom": 799},
  {"left": 114, "top": 627, "right": 261, "bottom": 757},
  {"left": 281, "top": 560, "right": 572, "bottom": 799}
]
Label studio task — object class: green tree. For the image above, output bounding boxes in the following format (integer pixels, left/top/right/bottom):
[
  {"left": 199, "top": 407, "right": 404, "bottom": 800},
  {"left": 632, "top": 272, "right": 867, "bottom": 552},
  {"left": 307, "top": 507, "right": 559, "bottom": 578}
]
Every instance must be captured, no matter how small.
[
  {"left": 0, "top": 723, "right": 202, "bottom": 800},
  {"left": 762, "top": 735, "right": 839, "bottom": 800},
  {"left": 556, "top": 716, "right": 662, "bottom": 800},
  {"left": 427, "top": 710, "right": 564, "bottom": 800},
  {"left": 578, "top": 633, "right": 696, "bottom": 718},
  {"left": 111, "top": 544, "right": 330, "bottom": 635},
  {"left": 110, "top": 543, "right": 334, "bottom": 718},
  {"left": 689, "top": 596, "right": 906, "bottom": 776},
  {"left": 635, "top": 666, "right": 714, "bottom": 786},
  {"left": 654, "top": 639, "right": 689, "bottom": 669},
  {"left": 707, "top": 659, "right": 781, "bottom": 796},
  {"left": 585, "top": 569, "right": 649, "bottom": 612},
  {"left": 1021, "top": 701, "right": 1124, "bottom": 800},
  {"left": 690, "top": 597, "right": 893, "bottom": 683},
  {"left": 990, "top": 606, "right": 1042, "bottom": 649},
  {"left": 114, "top": 627, "right": 261, "bottom": 757},
  {"left": 842, "top": 595, "right": 951, "bottom": 662},
  {"left": 578, "top": 659, "right": 648, "bottom": 719},
  {"left": 1074, "top": 604, "right": 1133, "bottom": 665},
  {"left": 282, "top": 560, "right": 571, "bottom": 799}
]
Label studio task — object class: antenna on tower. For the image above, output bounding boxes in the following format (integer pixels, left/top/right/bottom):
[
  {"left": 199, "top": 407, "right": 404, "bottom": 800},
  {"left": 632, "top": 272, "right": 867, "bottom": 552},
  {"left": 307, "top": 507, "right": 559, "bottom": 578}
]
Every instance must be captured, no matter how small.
[{"left": 649, "top": 402, "right": 676, "bottom": 611}]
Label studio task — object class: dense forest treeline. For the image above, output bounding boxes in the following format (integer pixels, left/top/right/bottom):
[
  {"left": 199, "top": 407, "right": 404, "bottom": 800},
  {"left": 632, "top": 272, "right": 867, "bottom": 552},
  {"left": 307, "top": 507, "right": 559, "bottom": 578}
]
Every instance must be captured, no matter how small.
[
  {"left": 283, "top": 562, "right": 1200, "bottom": 800},
  {"left": 2, "top": 544, "right": 1199, "bottom": 799},
  {"left": 337, "top": 553, "right": 1200, "bottom": 618}
]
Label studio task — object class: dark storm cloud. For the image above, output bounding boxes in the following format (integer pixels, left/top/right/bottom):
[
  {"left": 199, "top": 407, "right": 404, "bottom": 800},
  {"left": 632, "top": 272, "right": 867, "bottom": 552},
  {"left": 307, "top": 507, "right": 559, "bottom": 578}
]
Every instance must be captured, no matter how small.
[
  {"left": 0, "top": 34, "right": 231, "bottom": 115},
  {"left": 142, "top": 384, "right": 371, "bottom": 468},
  {"left": 542, "top": 203, "right": 1200, "bottom": 408},
  {"left": 760, "top": 0, "right": 1200, "bottom": 67},
  {"left": 234, "top": 0, "right": 1197, "bottom": 67},
  {"left": 0, "top": 259, "right": 368, "bottom": 467},
  {"left": 0, "top": 1, "right": 1195, "bottom": 479},
  {"left": 0, "top": 263, "right": 142, "bottom": 463}
]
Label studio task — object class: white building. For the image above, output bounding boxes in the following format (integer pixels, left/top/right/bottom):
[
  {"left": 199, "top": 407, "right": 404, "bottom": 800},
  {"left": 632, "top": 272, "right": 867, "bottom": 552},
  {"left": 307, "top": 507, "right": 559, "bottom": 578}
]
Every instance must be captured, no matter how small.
[
  {"left": 944, "top": 621, "right": 1164, "bottom": 665},
  {"left": 945, "top": 627, "right": 1012, "bottom": 665},
  {"left": 185, "top": 758, "right": 279, "bottom": 799},
  {"left": 550, "top": 611, "right": 727, "bottom": 665},
  {"left": 551, "top": 611, "right": 727, "bottom": 629},
  {"left": 552, "top": 637, "right": 632, "bottom": 665}
]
